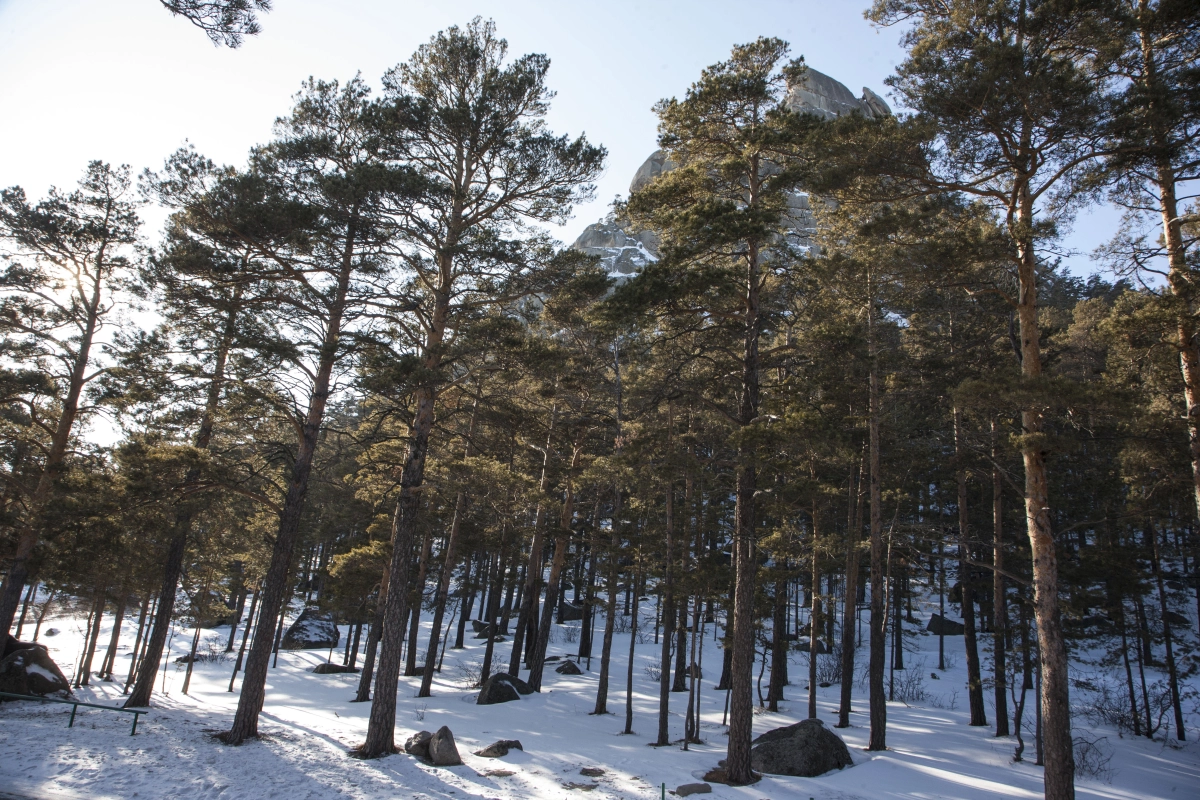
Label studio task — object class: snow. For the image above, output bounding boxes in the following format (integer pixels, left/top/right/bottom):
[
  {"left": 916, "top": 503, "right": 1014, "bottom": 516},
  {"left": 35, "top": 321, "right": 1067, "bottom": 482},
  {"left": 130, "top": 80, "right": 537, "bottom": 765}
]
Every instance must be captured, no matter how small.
[
  {"left": 23, "top": 663, "right": 58, "bottom": 682},
  {"left": 2, "top": 593, "right": 1198, "bottom": 800}
]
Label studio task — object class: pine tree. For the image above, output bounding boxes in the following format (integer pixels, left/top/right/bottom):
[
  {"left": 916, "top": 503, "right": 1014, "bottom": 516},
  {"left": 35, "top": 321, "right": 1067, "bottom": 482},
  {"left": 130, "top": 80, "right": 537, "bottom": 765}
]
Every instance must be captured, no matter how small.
[
  {"left": 0, "top": 162, "right": 142, "bottom": 633},
  {"left": 357, "top": 18, "right": 603, "bottom": 757},
  {"left": 866, "top": 3, "right": 1115, "bottom": 794},
  {"left": 619, "top": 38, "right": 818, "bottom": 785}
]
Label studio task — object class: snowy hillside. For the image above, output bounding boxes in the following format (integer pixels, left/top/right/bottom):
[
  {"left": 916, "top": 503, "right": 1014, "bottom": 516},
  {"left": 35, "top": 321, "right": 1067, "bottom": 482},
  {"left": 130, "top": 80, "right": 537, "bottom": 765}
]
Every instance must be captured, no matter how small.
[{"left": 2, "top": 585, "right": 1197, "bottom": 800}]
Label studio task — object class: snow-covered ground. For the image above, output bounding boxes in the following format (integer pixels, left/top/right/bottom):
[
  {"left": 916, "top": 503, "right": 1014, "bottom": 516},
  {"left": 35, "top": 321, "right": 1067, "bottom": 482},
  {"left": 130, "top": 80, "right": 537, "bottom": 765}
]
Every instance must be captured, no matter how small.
[{"left": 2, "top": 590, "right": 1198, "bottom": 800}]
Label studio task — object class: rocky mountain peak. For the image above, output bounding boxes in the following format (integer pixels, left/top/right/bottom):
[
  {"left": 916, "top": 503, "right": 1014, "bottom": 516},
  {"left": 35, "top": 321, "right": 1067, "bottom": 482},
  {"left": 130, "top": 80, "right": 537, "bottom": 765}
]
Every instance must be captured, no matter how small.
[{"left": 574, "top": 67, "right": 888, "bottom": 279}]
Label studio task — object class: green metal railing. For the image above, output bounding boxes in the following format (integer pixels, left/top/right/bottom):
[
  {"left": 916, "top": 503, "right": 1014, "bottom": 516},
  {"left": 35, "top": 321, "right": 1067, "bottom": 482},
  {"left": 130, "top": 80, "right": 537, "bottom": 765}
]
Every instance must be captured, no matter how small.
[{"left": 0, "top": 691, "right": 146, "bottom": 735}]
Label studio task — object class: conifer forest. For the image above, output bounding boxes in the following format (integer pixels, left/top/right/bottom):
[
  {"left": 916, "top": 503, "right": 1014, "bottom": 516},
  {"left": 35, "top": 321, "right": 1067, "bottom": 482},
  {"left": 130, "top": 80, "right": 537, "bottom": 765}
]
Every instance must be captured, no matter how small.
[{"left": 1, "top": 3, "right": 1199, "bottom": 800}]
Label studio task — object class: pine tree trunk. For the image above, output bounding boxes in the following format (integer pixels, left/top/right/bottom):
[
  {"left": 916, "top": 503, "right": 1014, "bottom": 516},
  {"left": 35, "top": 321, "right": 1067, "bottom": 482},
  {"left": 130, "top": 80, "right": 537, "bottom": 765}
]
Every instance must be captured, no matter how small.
[
  {"left": 768, "top": 577, "right": 787, "bottom": 711},
  {"left": 955, "top": 409, "right": 987, "bottom": 726},
  {"left": 528, "top": 445, "right": 583, "bottom": 691},
  {"left": 1014, "top": 209, "right": 1074, "bottom": 796},
  {"left": 14, "top": 582, "right": 35, "bottom": 640},
  {"left": 838, "top": 461, "right": 864, "bottom": 728},
  {"left": 992, "top": 423, "right": 1009, "bottom": 735},
  {"left": 124, "top": 594, "right": 151, "bottom": 693},
  {"left": 672, "top": 603, "right": 688, "bottom": 692},
  {"left": 419, "top": 402, "right": 477, "bottom": 696},
  {"left": 509, "top": 409, "right": 556, "bottom": 676},
  {"left": 226, "top": 567, "right": 247, "bottom": 652},
  {"left": 77, "top": 591, "right": 106, "bottom": 688},
  {"left": 353, "top": 564, "right": 388, "bottom": 702},
  {"left": 100, "top": 592, "right": 127, "bottom": 680},
  {"left": 454, "top": 557, "right": 475, "bottom": 650},
  {"left": 867, "top": 308, "right": 887, "bottom": 751},
  {"left": 1148, "top": 524, "right": 1185, "bottom": 740},
  {"left": 229, "top": 583, "right": 260, "bottom": 692},
  {"left": 624, "top": 571, "right": 640, "bottom": 735},
  {"left": 809, "top": 506, "right": 821, "bottom": 720},
  {"left": 480, "top": 541, "right": 509, "bottom": 686},
  {"left": 593, "top": 486, "right": 622, "bottom": 716},
  {"left": 404, "top": 529, "right": 434, "bottom": 676},
  {"left": 656, "top": 478, "right": 675, "bottom": 746}
]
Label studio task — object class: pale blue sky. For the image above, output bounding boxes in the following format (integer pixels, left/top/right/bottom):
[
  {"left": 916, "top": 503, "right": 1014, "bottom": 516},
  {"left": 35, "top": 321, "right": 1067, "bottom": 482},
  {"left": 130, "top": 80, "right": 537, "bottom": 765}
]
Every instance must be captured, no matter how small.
[{"left": 0, "top": 0, "right": 1118, "bottom": 274}]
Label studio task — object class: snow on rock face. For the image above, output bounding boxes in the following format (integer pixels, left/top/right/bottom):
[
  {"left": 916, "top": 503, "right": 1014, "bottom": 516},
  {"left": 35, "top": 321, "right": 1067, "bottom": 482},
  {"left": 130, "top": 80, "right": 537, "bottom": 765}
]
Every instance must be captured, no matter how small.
[
  {"left": 281, "top": 608, "right": 339, "bottom": 650},
  {"left": 572, "top": 66, "right": 879, "bottom": 278},
  {"left": 572, "top": 219, "right": 659, "bottom": 279}
]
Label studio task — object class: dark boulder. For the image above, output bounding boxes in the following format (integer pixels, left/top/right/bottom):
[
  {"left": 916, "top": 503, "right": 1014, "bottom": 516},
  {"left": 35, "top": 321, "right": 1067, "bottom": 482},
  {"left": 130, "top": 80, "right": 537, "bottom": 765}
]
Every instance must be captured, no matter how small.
[
  {"left": 281, "top": 608, "right": 339, "bottom": 650},
  {"left": 675, "top": 784, "right": 712, "bottom": 797},
  {"left": 428, "top": 725, "right": 462, "bottom": 766},
  {"left": 477, "top": 673, "right": 523, "bottom": 705},
  {"left": 1164, "top": 610, "right": 1190, "bottom": 628},
  {"left": 555, "top": 660, "right": 583, "bottom": 675},
  {"left": 474, "top": 739, "right": 523, "bottom": 758},
  {"left": 470, "top": 620, "right": 491, "bottom": 634},
  {"left": 557, "top": 603, "right": 584, "bottom": 623},
  {"left": 313, "top": 662, "right": 360, "bottom": 674},
  {"left": 926, "top": 613, "right": 964, "bottom": 636},
  {"left": 404, "top": 730, "right": 433, "bottom": 761},
  {"left": 0, "top": 644, "right": 71, "bottom": 698},
  {"left": 750, "top": 718, "right": 853, "bottom": 778},
  {"left": 507, "top": 674, "right": 534, "bottom": 695},
  {"left": 2, "top": 634, "right": 40, "bottom": 660}
]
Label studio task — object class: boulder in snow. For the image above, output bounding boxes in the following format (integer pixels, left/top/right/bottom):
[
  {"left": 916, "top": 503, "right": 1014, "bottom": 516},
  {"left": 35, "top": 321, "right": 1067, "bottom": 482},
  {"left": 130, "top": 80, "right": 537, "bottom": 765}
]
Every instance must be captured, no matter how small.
[
  {"left": 926, "top": 613, "right": 964, "bottom": 636},
  {"left": 557, "top": 602, "right": 583, "bottom": 622},
  {"left": 428, "top": 725, "right": 462, "bottom": 766},
  {"left": 796, "top": 638, "right": 828, "bottom": 654},
  {"left": 477, "top": 673, "right": 522, "bottom": 705},
  {"left": 474, "top": 739, "right": 523, "bottom": 758},
  {"left": 312, "top": 662, "right": 359, "bottom": 674},
  {"left": 555, "top": 660, "right": 583, "bottom": 675},
  {"left": 674, "top": 784, "right": 712, "bottom": 797},
  {"left": 404, "top": 730, "right": 432, "bottom": 761},
  {"left": 750, "top": 718, "right": 852, "bottom": 777},
  {"left": 0, "top": 644, "right": 70, "bottom": 698},
  {"left": 1164, "top": 610, "right": 1190, "bottom": 628},
  {"left": 281, "top": 608, "right": 339, "bottom": 650}
]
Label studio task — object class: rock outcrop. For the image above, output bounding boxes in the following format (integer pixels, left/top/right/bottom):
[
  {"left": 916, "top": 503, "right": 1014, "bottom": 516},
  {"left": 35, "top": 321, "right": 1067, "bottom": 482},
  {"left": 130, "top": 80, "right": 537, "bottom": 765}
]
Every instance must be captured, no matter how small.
[
  {"left": 555, "top": 660, "right": 583, "bottom": 675},
  {"left": 749, "top": 718, "right": 853, "bottom": 777},
  {"left": 572, "top": 66, "right": 889, "bottom": 279}
]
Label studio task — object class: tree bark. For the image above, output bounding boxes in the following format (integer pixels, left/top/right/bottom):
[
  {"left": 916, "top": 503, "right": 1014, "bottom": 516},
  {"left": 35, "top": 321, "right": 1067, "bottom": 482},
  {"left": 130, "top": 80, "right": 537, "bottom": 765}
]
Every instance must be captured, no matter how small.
[
  {"left": 867, "top": 304, "right": 887, "bottom": 751},
  {"left": 1015, "top": 196, "right": 1074, "bottom": 795},
  {"left": 954, "top": 409, "right": 987, "bottom": 727},
  {"left": 992, "top": 422, "right": 1009, "bottom": 735},
  {"left": 656, "top": 475, "right": 675, "bottom": 746},
  {"left": 838, "top": 459, "right": 864, "bottom": 728}
]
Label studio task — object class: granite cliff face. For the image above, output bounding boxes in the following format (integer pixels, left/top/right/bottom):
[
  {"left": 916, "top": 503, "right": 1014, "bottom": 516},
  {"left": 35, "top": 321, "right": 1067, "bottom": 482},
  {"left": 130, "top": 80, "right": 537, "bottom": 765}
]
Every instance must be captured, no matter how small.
[{"left": 573, "top": 67, "right": 890, "bottom": 278}]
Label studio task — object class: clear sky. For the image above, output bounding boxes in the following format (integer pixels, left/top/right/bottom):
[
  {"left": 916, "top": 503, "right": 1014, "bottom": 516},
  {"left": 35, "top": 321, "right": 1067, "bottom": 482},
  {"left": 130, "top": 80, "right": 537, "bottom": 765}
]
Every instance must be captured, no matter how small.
[{"left": 0, "top": 0, "right": 1118, "bottom": 274}]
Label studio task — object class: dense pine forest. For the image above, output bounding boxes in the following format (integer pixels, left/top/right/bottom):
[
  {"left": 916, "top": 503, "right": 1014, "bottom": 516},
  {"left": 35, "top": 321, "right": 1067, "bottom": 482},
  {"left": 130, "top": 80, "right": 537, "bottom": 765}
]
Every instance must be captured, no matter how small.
[{"left": 1, "top": 3, "right": 1199, "bottom": 800}]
